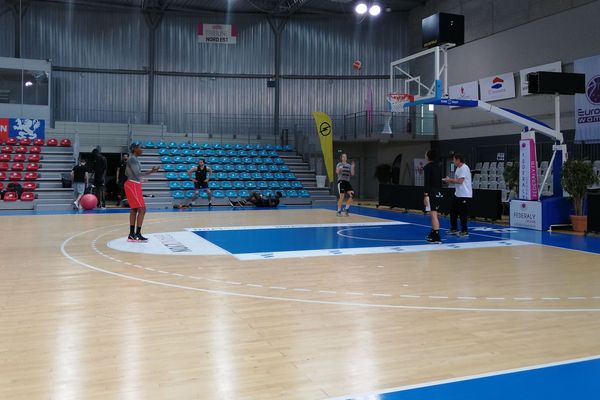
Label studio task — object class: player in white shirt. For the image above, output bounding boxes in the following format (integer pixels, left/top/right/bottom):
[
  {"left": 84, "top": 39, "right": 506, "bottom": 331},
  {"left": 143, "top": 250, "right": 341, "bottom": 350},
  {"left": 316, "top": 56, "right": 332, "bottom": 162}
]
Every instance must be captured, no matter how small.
[{"left": 442, "top": 153, "right": 472, "bottom": 237}]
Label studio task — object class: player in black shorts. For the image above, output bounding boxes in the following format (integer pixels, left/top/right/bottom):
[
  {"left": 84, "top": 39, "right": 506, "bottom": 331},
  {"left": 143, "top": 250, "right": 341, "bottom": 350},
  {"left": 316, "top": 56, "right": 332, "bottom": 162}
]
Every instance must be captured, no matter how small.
[
  {"left": 187, "top": 159, "right": 212, "bottom": 207},
  {"left": 229, "top": 191, "right": 282, "bottom": 208},
  {"left": 336, "top": 153, "right": 355, "bottom": 216},
  {"left": 423, "top": 149, "right": 443, "bottom": 243}
]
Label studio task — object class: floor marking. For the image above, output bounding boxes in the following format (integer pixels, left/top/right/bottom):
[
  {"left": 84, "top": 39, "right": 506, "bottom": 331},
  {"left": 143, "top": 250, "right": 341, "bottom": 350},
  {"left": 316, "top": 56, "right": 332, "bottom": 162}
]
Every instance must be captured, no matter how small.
[
  {"left": 293, "top": 288, "right": 311, "bottom": 292},
  {"left": 270, "top": 286, "right": 286, "bottom": 290},
  {"left": 542, "top": 297, "right": 561, "bottom": 300},
  {"left": 429, "top": 296, "right": 449, "bottom": 299},
  {"left": 226, "top": 281, "right": 242, "bottom": 285},
  {"left": 568, "top": 297, "right": 587, "bottom": 300},
  {"left": 376, "top": 265, "right": 385, "bottom": 268},
  {"left": 145, "top": 268, "right": 155, "bottom": 271},
  {"left": 124, "top": 262, "right": 132, "bottom": 265},
  {"left": 157, "top": 270, "right": 169, "bottom": 274},
  {"left": 189, "top": 276, "right": 203, "bottom": 280},
  {"left": 319, "top": 290, "right": 337, "bottom": 294},
  {"left": 514, "top": 297, "right": 533, "bottom": 301},
  {"left": 593, "top": 296, "right": 600, "bottom": 299},
  {"left": 327, "top": 354, "right": 600, "bottom": 400},
  {"left": 185, "top": 221, "right": 408, "bottom": 232},
  {"left": 457, "top": 296, "right": 478, "bottom": 300},
  {"left": 172, "top": 273, "right": 184, "bottom": 277},
  {"left": 372, "top": 293, "right": 392, "bottom": 297},
  {"left": 345, "top": 292, "right": 364, "bottom": 296},
  {"left": 206, "top": 278, "right": 221, "bottom": 283},
  {"left": 486, "top": 297, "right": 506, "bottom": 300},
  {"left": 247, "top": 284, "right": 263, "bottom": 288},
  {"left": 400, "top": 294, "right": 421, "bottom": 298}
]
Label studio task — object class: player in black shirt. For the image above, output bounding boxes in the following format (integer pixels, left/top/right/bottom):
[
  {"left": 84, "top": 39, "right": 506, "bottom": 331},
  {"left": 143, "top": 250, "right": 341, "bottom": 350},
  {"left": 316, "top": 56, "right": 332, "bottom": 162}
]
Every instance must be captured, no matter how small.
[
  {"left": 115, "top": 153, "right": 128, "bottom": 206},
  {"left": 423, "top": 150, "right": 443, "bottom": 243},
  {"left": 187, "top": 159, "right": 213, "bottom": 207}
]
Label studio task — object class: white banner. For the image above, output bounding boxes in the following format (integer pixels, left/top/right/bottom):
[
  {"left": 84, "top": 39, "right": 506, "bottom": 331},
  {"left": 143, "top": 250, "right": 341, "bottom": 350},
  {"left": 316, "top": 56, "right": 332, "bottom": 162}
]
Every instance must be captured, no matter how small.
[
  {"left": 519, "top": 139, "right": 539, "bottom": 201},
  {"left": 575, "top": 55, "right": 600, "bottom": 143},
  {"left": 479, "top": 72, "right": 516, "bottom": 102},
  {"left": 510, "top": 200, "right": 542, "bottom": 230},
  {"left": 197, "top": 23, "right": 237, "bottom": 44},
  {"left": 449, "top": 81, "right": 479, "bottom": 108},
  {"left": 519, "top": 61, "right": 562, "bottom": 96},
  {"left": 414, "top": 158, "right": 426, "bottom": 187}
]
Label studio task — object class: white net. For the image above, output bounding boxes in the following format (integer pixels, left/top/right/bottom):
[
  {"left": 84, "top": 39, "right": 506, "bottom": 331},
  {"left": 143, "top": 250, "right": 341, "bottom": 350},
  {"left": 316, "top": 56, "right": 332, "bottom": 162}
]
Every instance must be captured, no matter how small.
[{"left": 386, "top": 93, "right": 414, "bottom": 113}]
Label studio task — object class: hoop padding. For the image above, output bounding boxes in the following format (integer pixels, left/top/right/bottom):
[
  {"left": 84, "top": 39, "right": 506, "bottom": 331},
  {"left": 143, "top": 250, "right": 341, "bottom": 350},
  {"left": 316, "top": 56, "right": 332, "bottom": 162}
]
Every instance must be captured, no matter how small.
[{"left": 387, "top": 93, "right": 414, "bottom": 112}]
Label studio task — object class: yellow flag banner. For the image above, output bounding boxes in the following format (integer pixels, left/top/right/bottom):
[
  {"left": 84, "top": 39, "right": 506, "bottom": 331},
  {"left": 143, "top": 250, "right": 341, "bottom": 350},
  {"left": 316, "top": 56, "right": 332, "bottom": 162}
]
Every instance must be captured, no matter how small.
[{"left": 312, "top": 111, "right": 334, "bottom": 183}]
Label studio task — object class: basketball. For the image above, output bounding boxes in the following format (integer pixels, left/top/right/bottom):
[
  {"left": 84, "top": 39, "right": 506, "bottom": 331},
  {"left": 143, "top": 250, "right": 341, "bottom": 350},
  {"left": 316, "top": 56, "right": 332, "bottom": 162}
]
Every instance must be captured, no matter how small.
[
  {"left": 80, "top": 194, "right": 97, "bottom": 210},
  {"left": 352, "top": 59, "right": 362, "bottom": 70}
]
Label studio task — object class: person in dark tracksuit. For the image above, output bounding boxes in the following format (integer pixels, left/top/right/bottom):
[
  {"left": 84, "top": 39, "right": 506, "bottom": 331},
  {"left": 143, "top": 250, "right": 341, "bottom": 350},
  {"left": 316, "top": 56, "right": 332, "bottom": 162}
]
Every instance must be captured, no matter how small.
[{"left": 424, "top": 150, "right": 443, "bottom": 243}]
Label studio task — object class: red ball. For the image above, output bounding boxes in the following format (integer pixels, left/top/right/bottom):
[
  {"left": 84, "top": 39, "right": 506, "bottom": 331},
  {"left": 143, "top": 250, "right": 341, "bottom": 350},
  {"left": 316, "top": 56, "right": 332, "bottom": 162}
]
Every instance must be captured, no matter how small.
[
  {"left": 80, "top": 194, "right": 98, "bottom": 210},
  {"left": 352, "top": 60, "right": 362, "bottom": 70}
]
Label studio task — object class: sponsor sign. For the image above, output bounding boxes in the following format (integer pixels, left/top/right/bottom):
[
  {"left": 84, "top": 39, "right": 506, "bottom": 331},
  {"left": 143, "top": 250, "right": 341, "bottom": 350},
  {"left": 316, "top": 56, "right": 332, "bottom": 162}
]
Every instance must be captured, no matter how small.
[
  {"left": 449, "top": 80, "right": 479, "bottom": 108},
  {"left": 510, "top": 200, "right": 542, "bottom": 230},
  {"left": 197, "top": 23, "right": 237, "bottom": 44},
  {"left": 575, "top": 55, "right": 600, "bottom": 142},
  {"left": 519, "top": 139, "right": 539, "bottom": 201},
  {"left": 479, "top": 72, "right": 516, "bottom": 102}
]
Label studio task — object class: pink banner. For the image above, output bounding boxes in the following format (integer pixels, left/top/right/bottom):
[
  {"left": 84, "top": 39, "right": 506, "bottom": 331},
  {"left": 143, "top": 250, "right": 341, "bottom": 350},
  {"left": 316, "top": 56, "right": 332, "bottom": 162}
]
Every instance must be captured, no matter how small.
[{"left": 519, "top": 139, "right": 538, "bottom": 201}]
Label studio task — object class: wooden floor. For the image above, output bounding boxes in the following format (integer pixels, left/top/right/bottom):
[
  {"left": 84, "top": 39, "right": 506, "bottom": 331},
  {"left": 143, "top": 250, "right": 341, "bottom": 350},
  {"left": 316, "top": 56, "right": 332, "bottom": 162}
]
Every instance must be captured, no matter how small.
[{"left": 1, "top": 208, "right": 600, "bottom": 399}]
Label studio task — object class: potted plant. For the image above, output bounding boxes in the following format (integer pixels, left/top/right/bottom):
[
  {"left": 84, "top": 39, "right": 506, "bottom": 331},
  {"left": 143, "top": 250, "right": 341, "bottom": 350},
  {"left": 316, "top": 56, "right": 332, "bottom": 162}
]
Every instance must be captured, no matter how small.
[
  {"left": 375, "top": 164, "right": 392, "bottom": 184},
  {"left": 503, "top": 161, "right": 519, "bottom": 199},
  {"left": 560, "top": 159, "right": 599, "bottom": 232}
]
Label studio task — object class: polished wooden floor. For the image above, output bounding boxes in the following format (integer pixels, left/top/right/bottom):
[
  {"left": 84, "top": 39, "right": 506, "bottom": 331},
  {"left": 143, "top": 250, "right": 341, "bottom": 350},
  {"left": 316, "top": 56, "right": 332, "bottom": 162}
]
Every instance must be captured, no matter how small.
[{"left": 1, "top": 208, "right": 600, "bottom": 399}]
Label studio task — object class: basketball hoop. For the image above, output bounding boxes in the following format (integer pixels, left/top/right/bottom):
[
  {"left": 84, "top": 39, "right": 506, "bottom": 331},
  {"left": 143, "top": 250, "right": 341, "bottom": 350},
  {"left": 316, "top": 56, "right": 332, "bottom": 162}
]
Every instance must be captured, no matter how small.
[{"left": 387, "top": 93, "right": 414, "bottom": 113}]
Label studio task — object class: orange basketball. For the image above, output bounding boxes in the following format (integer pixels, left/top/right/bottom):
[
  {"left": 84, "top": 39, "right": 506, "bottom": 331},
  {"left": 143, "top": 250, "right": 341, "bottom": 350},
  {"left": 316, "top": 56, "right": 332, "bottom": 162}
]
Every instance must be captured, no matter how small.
[{"left": 352, "top": 60, "right": 362, "bottom": 70}]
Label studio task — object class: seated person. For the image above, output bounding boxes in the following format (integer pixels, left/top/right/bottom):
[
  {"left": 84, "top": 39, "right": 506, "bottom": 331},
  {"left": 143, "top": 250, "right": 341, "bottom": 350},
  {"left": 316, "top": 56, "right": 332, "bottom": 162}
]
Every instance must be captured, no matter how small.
[{"left": 229, "top": 191, "right": 282, "bottom": 208}]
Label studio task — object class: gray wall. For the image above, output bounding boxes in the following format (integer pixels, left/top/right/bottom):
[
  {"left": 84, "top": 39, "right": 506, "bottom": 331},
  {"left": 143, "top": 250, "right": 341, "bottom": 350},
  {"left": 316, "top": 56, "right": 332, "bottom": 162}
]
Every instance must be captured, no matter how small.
[
  {"left": 0, "top": 5, "right": 14, "bottom": 57},
  {"left": 406, "top": 0, "right": 600, "bottom": 141}
]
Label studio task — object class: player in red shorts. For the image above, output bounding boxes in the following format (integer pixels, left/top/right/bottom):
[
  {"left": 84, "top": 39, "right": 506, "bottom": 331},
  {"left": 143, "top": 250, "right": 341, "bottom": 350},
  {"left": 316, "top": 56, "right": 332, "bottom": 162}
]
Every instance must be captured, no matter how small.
[{"left": 124, "top": 143, "right": 160, "bottom": 242}]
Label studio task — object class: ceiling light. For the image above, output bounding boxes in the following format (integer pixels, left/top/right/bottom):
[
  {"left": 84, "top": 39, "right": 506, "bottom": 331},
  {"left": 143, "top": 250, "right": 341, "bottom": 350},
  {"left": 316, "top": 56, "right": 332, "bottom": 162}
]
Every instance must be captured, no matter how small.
[
  {"left": 24, "top": 81, "right": 33, "bottom": 87},
  {"left": 369, "top": 4, "right": 381, "bottom": 16},
  {"left": 355, "top": 2, "right": 367, "bottom": 14}
]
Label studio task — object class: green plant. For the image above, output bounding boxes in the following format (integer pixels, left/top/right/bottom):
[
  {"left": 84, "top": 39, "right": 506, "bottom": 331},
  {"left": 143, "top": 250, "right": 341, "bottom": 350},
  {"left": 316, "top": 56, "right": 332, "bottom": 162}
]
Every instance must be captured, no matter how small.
[
  {"left": 560, "top": 160, "right": 599, "bottom": 216},
  {"left": 503, "top": 162, "right": 519, "bottom": 195},
  {"left": 374, "top": 164, "right": 392, "bottom": 183}
]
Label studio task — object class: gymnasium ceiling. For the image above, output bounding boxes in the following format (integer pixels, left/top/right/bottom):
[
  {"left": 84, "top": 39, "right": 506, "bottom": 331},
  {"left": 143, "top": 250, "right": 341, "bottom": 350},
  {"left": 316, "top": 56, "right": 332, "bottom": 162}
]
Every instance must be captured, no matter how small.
[{"left": 37, "top": 0, "right": 426, "bottom": 15}]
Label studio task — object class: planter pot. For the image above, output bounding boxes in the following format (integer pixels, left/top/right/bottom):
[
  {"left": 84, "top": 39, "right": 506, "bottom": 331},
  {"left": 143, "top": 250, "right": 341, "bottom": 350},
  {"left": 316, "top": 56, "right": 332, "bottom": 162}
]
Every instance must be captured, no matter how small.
[{"left": 570, "top": 215, "right": 588, "bottom": 233}]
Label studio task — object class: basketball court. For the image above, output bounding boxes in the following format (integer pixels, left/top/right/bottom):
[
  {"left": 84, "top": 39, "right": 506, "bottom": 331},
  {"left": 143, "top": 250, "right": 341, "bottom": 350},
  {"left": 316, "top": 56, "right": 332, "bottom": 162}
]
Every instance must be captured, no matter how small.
[{"left": 1, "top": 205, "right": 599, "bottom": 399}]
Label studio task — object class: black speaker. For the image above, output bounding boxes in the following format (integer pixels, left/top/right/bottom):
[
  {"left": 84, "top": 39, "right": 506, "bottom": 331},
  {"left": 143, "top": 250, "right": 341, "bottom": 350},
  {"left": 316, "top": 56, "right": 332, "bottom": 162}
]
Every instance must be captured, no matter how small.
[
  {"left": 422, "top": 13, "right": 464, "bottom": 49},
  {"left": 588, "top": 191, "right": 600, "bottom": 233},
  {"left": 526, "top": 71, "right": 585, "bottom": 95}
]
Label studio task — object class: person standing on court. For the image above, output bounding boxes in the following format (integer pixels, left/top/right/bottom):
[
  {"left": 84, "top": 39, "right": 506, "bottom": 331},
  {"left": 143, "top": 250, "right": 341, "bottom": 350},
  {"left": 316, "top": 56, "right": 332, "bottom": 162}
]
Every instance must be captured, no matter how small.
[
  {"left": 115, "top": 152, "right": 129, "bottom": 206},
  {"left": 71, "top": 158, "right": 89, "bottom": 210},
  {"left": 91, "top": 147, "right": 107, "bottom": 209},
  {"left": 443, "top": 153, "right": 472, "bottom": 237},
  {"left": 187, "top": 158, "right": 213, "bottom": 207},
  {"left": 124, "top": 143, "right": 160, "bottom": 242},
  {"left": 424, "top": 150, "right": 443, "bottom": 243},
  {"left": 336, "top": 153, "right": 355, "bottom": 216}
]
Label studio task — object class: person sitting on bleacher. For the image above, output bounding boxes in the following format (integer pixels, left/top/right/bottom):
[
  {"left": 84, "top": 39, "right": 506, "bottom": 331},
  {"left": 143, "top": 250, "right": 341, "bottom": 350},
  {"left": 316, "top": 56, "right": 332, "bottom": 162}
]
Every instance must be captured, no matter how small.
[{"left": 229, "top": 191, "right": 282, "bottom": 208}]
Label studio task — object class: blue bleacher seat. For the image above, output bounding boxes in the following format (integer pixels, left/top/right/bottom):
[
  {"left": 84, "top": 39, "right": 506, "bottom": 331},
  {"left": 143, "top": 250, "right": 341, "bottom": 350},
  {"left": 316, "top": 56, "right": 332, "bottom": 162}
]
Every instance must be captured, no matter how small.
[
  {"left": 202, "top": 143, "right": 212, "bottom": 149},
  {"left": 265, "top": 144, "right": 274, "bottom": 151},
  {"left": 182, "top": 149, "right": 192, "bottom": 156},
  {"left": 233, "top": 181, "right": 244, "bottom": 189},
  {"left": 292, "top": 181, "right": 303, "bottom": 189},
  {"left": 231, "top": 157, "right": 242, "bottom": 164},
  {"left": 216, "top": 172, "right": 227, "bottom": 180},
  {"left": 258, "top": 165, "right": 269, "bottom": 172},
  {"left": 235, "top": 164, "right": 246, "bottom": 172},
  {"left": 286, "top": 190, "right": 298, "bottom": 198},
  {"left": 275, "top": 145, "right": 283, "bottom": 151},
  {"left": 212, "top": 164, "right": 224, "bottom": 172},
  {"left": 258, "top": 150, "right": 267, "bottom": 157},
  {"left": 208, "top": 156, "right": 219, "bottom": 164},
  {"left": 227, "top": 150, "right": 237, "bottom": 157},
  {"left": 159, "top": 148, "right": 169, "bottom": 155},
  {"left": 262, "top": 189, "right": 274, "bottom": 197},
  {"left": 263, "top": 173, "right": 274, "bottom": 180},
  {"left": 156, "top": 141, "right": 166, "bottom": 148},
  {"left": 185, "top": 156, "right": 196, "bottom": 164},
  {"left": 238, "top": 189, "right": 250, "bottom": 198},
  {"left": 285, "top": 172, "right": 296, "bottom": 180},
  {"left": 284, "top": 145, "right": 293, "bottom": 151},
  {"left": 298, "top": 189, "right": 310, "bottom": 198},
  {"left": 228, "top": 172, "right": 240, "bottom": 180},
  {"left": 247, "top": 165, "right": 258, "bottom": 172},
  {"left": 254, "top": 157, "right": 264, "bottom": 164},
  {"left": 185, "top": 190, "right": 196, "bottom": 199},
  {"left": 269, "top": 165, "right": 280, "bottom": 173},
  {"left": 245, "top": 144, "right": 254, "bottom": 150},
  {"left": 166, "top": 172, "right": 178, "bottom": 180},
  {"left": 274, "top": 172, "right": 285, "bottom": 180},
  {"left": 242, "top": 157, "right": 252, "bottom": 164},
  {"left": 234, "top": 144, "right": 244, "bottom": 150},
  {"left": 160, "top": 156, "right": 172, "bottom": 163},
  {"left": 240, "top": 172, "right": 251, "bottom": 180},
  {"left": 274, "top": 158, "right": 284, "bottom": 165},
  {"left": 173, "top": 156, "right": 184, "bottom": 164},
  {"left": 169, "top": 181, "right": 183, "bottom": 190},
  {"left": 179, "top": 172, "right": 189, "bottom": 180},
  {"left": 268, "top": 181, "right": 280, "bottom": 189},
  {"left": 257, "top": 181, "right": 268, "bottom": 189},
  {"left": 212, "top": 190, "right": 225, "bottom": 198},
  {"left": 191, "top": 142, "right": 201, "bottom": 149},
  {"left": 245, "top": 181, "right": 257, "bottom": 190},
  {"left": 239, "top": 150, "right": 248, "bottom": 157},
  {"left": 176, "top": 164, "right": 188, "bottom": 172},
  {"left": 193, "top": 149, "right": 204, "bottom": 156},
  {"left": 223, "top": 143, "right": 233, "bottom": 150},
  {"left": 249, "top": 150, "right": 259, "bottom": 157},
  {"left": 224, "top": 165, "right": 235, "bottom": 172},
  {"left": 143, "top": 141, "right": 155, "bottom": 149},
  {"left": 225, "top": 190, "right": 237, "bottom": 198},
  {"left": 280, "top": 181, "right": 291, "bottom": 189},
  {"left": 216, "top": 149, "right": 226, "bottom": 156},
  {"left": 256, "top": 144, "right": 264, "bottom": 150},
  {"left": 170, "top": 148, "right": 181, "bottom": 156},
  {"left": 251, "top": 172, "right": 262, "bottom": 180},
  {"left": 221, "top": 157, "right": 231, "bottom": 164},
  {"left": 199, "top": 190, "right": 209, "bottom": 199},
  {"left": 213, "top": 143, "right": 222, "bottom": 150},
  {"left": 269, "top": 150, "right": 278, "bottom": 157},
  {"left": 263, "top": 157, "right": 274, "bottom": 164},
  {"left": 221, "top": 181, "right": 233, "bottom": 190},
  {"left": 182, "top": 181, "right": 195, "bottom": 190},
  {"left": 167, "top": 141, "right": 178, "bottom": 149},
  {"left": 172, "top": 190, "right": 185, "bottom": 199},
  {"left": 204, "top": 149, "right": 215, "bottom": 156},
  {"left": 208, "top": 181, "right": 220, "bottom": 189},
  {"left": 163, "top": 164, "right": 175, "bottom": 172},
  {"left": 180, "top": 142, "right": 189, "bottom": 149},
  {"left": 279, "top": 165, "right": 290, "bottom": 172}
]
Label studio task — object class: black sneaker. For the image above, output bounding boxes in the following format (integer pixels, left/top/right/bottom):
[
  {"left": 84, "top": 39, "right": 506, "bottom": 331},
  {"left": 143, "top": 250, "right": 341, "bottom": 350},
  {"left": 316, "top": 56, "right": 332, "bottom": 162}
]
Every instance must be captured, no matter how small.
[
  {"left": 336, "top": 211, "right": 342, "bottom": 217},
  {"left": 428, "top": 233, "right": 442, "bottom": 243},
  {"left": 208, "top": 202, "right": 213, "bottom": 207},
  {"left": 426, "top": 231, "right": 434, "bottom": 241},
  {"left": 135, "top": 233, "right": 149, "bottom": 242},
  {"left": 458, "top": 231, "right": 469, "bottom": 238},
  {"left": 344, "top": 208, "right": 349, "bottom": 216},
  {"left": 447, "top": 229, "right": 459, "bottom": 236},
  {"left": 127, "top": 234, "right": 138, "bottom": 242}
]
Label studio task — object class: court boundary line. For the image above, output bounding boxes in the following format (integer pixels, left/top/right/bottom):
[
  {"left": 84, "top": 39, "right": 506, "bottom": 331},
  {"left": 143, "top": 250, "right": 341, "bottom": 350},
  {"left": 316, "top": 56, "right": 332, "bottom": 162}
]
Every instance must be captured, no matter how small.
[{"left": 325, "top": 354, "right": 600, "bottom": 400}]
